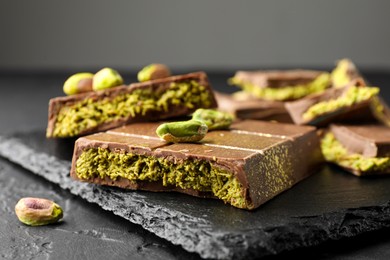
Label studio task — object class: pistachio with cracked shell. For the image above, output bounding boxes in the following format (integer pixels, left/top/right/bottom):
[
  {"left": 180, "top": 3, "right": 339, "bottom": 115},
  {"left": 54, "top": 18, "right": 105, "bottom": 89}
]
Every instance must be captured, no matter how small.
[
  {"left": 15, "top": 197, "right": 63, "bottom": 226},
  {"left": 192, "top": 108, "right": 234, "bottom": 130},
  {"left": 63, "top": 72, "right": 94, "bottom": 95},
  {"left": 93, "top": 67, "right": 124, "bottom": 91},
  {"left": 156, "top": 120, "right": 208, "bottom": 143},
  {"left": 137, "top": 63, "right": 171, "bottom": 82}
]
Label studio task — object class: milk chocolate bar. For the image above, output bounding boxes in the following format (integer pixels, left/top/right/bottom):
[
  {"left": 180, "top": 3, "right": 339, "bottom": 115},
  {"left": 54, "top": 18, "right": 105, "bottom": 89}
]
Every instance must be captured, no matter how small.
[
  {"left": 229, "top": 69, "right": 330, "bottom": 101},
  {"left": 321, "top": 124, "right": 390, "bottom": 176},
  {"left": 215, "top": 91, "right": 293, "bottom": 123},
  {"left": 47, "top": 72, "right": 217, "bottom": 138},
  {"left": 284, "top": 81, "right": 382, "bottom": 126},
  {"left": 70, "top": 120, "right": 323, "bottom": 210}
]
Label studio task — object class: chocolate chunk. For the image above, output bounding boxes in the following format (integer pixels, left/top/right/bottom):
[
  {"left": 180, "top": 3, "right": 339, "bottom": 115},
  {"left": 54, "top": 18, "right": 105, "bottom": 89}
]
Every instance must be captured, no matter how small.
[
  {"left": 285, "top": 81, "right": 386, "bottom": 126},
  {"left": 70, "top": 120, "right": 323, "bottom": 210},
  {"left": 47, "top": 72, "right": 217, "bottom": 138},
  {"left": 215, "top": 91, "right": 293, "bottom": 123},
  {"left": 232, "top": 70, "right": 324, "bottom": 89},
  {"left": 331, "top": 124, "right": 390, "bottom": 158},
  {"left": 229, "top": 69, "right": 330, "bottom": 101},
  {"left": 321, "top": 124, "right": 390, "bottom": 176}
]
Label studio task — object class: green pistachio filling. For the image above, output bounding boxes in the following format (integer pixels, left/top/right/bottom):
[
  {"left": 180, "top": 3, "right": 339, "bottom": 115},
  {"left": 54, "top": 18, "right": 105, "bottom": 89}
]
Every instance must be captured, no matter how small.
[
  {"left": 330, "top": 59, "right": 354, "bottom": 88},
  {"left": 321, "top": 132, "right": 390, "bottom": 173},
  {"left": 53, "top": 81, "right": 212, "bottom": 137},
  {"left": 302, "top": 86, "right": 379, "bottom": 121},
  {"left": 229, "top": 73, "right": 330, "bottom": 101},
  {"left": 76, "top": 148, "right": 248, "bottom": 209}
]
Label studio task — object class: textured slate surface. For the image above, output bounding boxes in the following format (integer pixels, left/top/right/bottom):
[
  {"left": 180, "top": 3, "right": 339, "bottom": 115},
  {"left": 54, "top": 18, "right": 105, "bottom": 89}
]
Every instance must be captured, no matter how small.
[
  {"left": 0, "top": 157, "right": 201, "bottom": 260},
  {"left": 1, "top": 131, "right": 390, "bottom": 259}
]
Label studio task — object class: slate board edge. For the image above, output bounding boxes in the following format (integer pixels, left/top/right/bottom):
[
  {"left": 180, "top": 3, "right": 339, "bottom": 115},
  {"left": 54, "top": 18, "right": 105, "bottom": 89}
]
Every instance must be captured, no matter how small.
[{"left": 1, "top": 134, "right": 390, "bottom": 260}]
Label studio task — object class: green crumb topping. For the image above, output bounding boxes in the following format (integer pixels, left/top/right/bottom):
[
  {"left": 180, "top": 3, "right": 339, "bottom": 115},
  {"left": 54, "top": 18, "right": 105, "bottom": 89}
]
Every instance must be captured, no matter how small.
[
  {"left": 53, "top": 80, "right": 212, "bottom": 137},
  {"left": 228, "top": 73, "right": 330, "bottom": 101},
  {"left": 76, "top": 148, "right": 248, "bottom": 209},
  {"left": 302, "top": 86, "right": 379, "bottom": 121},
  {"left": 331, "top": 59, "right": 353, "bottom": 88},
  {"left": 321, "top": 132, "right": 390, "bottom": 173}
]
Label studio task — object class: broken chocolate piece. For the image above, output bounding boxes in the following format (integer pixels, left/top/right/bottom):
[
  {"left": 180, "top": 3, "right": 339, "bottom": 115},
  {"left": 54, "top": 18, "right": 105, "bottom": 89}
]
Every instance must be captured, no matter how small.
[
  {"left": 215, "top": 91, "right": 293, "bottom": 123},
  {"left": 321, "top": 124, "right": 390, "bottom": 176},
  {"left": 70, "top": 120, "right": 323, "bottom": 210},
  {"left": 330, "top": 124, "right": 390, "bottom": 158},
  {"left": 285, "top": 81, "right": 381, "bottom": 126},
  {"left": 229, "top": 69, "right": 330, "bottom": 101},
  {"left": 47, "top": 72, "right": 217, "bottom": 138},
  {"left": 331, "top": 59, "right": 366, "bottom": 88}
]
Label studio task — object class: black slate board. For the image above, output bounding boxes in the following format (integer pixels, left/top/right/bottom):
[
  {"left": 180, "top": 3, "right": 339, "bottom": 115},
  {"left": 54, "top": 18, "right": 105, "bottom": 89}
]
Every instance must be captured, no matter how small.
[{"left": 1, "top": 130, "right": 390, "bottom": 259}]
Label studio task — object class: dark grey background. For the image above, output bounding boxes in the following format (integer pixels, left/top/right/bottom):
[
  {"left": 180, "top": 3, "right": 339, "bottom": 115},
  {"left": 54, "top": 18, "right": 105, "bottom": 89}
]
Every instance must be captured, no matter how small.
[{"left": 1, "top": 0, "right": 390, "bottom": 71}]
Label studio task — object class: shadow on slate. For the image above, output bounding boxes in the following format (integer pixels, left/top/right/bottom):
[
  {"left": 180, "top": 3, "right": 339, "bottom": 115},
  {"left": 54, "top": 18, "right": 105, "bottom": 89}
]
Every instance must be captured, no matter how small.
[{"left": 1, "top": 130, "right": 390, "bottom": 259}]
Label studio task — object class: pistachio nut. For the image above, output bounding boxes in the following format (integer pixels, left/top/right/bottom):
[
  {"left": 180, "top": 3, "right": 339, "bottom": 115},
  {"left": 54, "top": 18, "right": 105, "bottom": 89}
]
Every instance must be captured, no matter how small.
[
  {"left": 63, "top": 72, "right": 94, "bottom": 95},
  {"left": 156, "top": 120, "right": 208, "bottom": 143},
  {"left": 137, "top": 63, "right": 171, "bottom": 82},
  {"left": 15, "top": 197, "right": 63, "bottom": 226},
  {"left": 192, "top": 108, "right": 234, "bottom": 130},
  {"left": 93, "top": 67, "right": 124, "bottom": 91}
]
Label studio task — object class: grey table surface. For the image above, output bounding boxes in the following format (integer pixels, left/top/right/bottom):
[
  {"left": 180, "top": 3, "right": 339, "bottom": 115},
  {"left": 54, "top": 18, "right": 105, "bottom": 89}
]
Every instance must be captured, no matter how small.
[{"left": 1, "top": 70, "right": 390, "bottom": 260}]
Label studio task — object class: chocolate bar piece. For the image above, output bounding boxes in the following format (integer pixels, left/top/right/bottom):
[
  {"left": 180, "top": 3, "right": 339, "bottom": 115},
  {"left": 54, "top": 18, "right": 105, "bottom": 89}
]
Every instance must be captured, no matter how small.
[
  {"left": 321, "top": 124, "right": 390, "bottom": 176},
  {"left": 47, "top": 72, "right": 217, "bottom": 138},
  {"left": 215, "top": 91, "right": 293, "bottom": 123},
  {"left": 284, "top": 81, "right": 382, "bottom": 126},
  {"left": 229, "top": 69, "right": 330, "bottom": 101},
  {"left": 70, "top": 120, "right": 323, "bottom": 210}
]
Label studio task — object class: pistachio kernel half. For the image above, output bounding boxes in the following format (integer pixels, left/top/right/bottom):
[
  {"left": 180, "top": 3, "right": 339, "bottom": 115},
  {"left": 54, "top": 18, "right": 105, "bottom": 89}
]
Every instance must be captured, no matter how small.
[
  {"left": 192, "top": 108, "right": 234, "bottom": 130},
  {"left": 156, "top": 120, "right": 208, "bottom": 143}
]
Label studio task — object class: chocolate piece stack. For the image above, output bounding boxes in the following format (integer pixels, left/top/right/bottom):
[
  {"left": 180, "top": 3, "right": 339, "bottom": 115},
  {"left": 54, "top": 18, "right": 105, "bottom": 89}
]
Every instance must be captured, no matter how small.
[
  {"left": 47, "top": 68, "right": 328, "bottom": 210},
  {"left": 47, "top": 59, "right": 390, "bottom": 210},
  {"left": 283, "top": 59, "right": 389, "bottom": 127},
  {"left": 228, "top": 59, "right": 390, "bottom": 177},
  {"left": 224, "top": 69, "right": 330, "bottom": 122}
]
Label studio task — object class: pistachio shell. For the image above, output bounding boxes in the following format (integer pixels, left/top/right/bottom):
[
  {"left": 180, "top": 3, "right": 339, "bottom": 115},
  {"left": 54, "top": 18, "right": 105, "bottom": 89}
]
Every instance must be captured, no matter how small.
[{"left": 15, "top": 197, "right": 63, "bottom": 226}]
